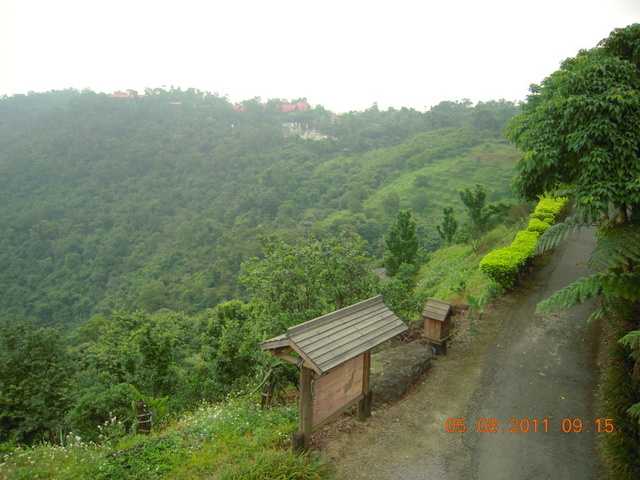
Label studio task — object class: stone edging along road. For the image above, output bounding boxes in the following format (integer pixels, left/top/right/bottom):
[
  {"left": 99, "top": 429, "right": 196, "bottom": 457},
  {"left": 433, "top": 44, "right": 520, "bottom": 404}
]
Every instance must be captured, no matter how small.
[{"left": 321, "top": 228, "right": 600, "bottom": 480}]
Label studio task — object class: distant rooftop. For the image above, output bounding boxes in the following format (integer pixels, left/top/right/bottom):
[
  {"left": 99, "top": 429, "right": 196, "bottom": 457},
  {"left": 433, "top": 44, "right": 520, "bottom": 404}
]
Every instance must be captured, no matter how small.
[
  {"left": 232, "top": 101, "right": 310, "bottom": 113},
  {"left": 108, "top": 94, "right": 148, "bottom": 98}
]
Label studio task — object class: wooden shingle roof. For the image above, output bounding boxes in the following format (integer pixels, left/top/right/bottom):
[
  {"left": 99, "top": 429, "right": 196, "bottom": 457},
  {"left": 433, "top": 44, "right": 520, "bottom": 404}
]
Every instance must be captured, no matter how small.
[
  {"left": 260, "top": 296, "right": 407, "bottom": 375},
  {"left": 421, "top": 298, "right": 452, "bottom": 322}
]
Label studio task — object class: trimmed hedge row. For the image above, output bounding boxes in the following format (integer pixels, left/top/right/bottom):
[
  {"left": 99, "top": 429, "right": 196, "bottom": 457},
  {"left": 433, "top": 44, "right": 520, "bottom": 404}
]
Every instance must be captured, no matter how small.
[
  {"left": 479, "top": 197, "right": 568, "bottom": 289},
  {"left": 526, "top": 217, "right": 553, "bottom": 235},
  {"left": 530, "top": 197, "right": 567, "bottom": 222}
]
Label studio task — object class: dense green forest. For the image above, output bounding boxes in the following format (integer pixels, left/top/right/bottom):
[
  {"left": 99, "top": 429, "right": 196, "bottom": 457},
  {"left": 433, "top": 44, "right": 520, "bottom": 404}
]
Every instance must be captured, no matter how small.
[
  {"left": 0, "top": 89, "right": 519, "bottom": 328},
  {"left": 3, "top": 24, "right": 640, "bottom": 479},
  {"left": 0, "top": 88, "right": 521, "bottom": 446}
]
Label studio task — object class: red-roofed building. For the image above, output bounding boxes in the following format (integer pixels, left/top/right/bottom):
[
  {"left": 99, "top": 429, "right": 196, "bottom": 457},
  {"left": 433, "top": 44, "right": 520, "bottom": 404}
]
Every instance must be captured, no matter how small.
[
  {"left": 108, "top": 94, "right": 148, "bottom": 98},
  {"left": 278, "top": 102, "right": 309, "bottom": 112},
  {"left": 280, "top": 104, "right": 298, "bottom": 113},
  {"left": 231, "top": 101, "right": 310, "bottom": 113}
]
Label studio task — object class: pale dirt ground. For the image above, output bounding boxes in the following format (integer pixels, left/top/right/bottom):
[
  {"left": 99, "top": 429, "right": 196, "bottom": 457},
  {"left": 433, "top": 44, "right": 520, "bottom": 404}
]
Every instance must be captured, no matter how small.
[{"left": 315, "top": 228, "right": 600, "bottom": 480}]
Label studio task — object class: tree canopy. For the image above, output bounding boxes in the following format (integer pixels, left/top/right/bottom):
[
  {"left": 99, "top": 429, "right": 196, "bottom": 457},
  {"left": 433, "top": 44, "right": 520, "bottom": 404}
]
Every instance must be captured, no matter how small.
[
  {"left": 508, "top": 23, "right": 640, "bottom": 318},
  {"left": 507, "top": 24, "right": 640, "bottom": 444},
  {"left": 241, "top": 234, "right": 378, "bottom": 334},
  {"left": 0, "top": 89, "right": 519, "bottom": 329},
  {"left": 0, "top": 88, "right": 523, "bottom": 444},
  {"left": 505, "top": 23, "right": 640, "bottom": 220}
]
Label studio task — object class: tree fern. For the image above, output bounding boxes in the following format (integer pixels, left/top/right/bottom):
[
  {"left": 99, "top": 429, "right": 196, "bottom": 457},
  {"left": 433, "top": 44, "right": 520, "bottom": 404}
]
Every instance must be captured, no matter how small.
[
  {"left": 534, "top": 213, "right": 640, "bottom": 321},
  {"left": 627, "top": 403, "right": 640, "bottom": 422},
  {"left": 619, "top": 330, "right": 640, "bottom": 361},
  {"left": 534, "top": 210, "right": 596, "bottom": 255},
  {"left": 537, "top": 272, "right": 640, "bottom": 316},
  {"left": 536, "top": 274, "right": 601, "bottom": 314},
  {"left": 619, "top": 330, "right": 640, "bottom": 423},
  {"left": 589, "top": 220, "right": 640, "bottom": 271}
]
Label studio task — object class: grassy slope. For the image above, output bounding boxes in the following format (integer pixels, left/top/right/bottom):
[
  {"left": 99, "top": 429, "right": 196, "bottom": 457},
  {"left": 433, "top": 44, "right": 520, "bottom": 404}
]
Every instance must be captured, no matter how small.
[
  {"left": 0, "top": 397, "right": 331, "bottom": 479},
  {"left": 319, "top": 139, "right": 520, "bottom": 228},
  {"left": 413, "top": 224, "right": 520, "bottom": 312}
]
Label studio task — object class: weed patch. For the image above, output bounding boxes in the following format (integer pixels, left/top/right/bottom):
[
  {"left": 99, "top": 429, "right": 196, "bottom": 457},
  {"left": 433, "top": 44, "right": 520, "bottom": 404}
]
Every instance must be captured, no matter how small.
[
  {"left": 219, "top": 450, "right": 332, "bottom": 480},
  {"left": 595, "top": 315, "right": 640, "bottom": 479}
]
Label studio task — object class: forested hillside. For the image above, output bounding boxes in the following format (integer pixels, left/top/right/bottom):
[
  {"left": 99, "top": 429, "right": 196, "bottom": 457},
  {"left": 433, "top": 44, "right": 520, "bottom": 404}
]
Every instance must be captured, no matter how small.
[
  {"left": 0, "top": 88, "right": 523, "bottom": 448},
  {"left": 3, "top": 23, "right": 638, "bottom": 478},
  {"left": 0, "top": 89, "right": 520, "bottom": 328}
]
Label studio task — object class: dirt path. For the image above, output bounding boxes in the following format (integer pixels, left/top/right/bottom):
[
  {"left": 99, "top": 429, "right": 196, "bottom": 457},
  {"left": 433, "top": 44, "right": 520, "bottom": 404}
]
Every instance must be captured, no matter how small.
[{"left": 320, "top": 228, "right": 600, "bottom": 479}]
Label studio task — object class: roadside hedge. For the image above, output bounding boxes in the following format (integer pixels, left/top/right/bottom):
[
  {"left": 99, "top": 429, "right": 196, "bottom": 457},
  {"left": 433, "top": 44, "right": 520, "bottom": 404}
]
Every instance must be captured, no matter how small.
[
  {"left": 479, "top": 197, "right": 568, "bottom": 288},
  {"left": 526, "top": 217, "right": 553, "bottom": 235},
  {"left": 530, "top": 197, "right": 567, "bottom": 221}
]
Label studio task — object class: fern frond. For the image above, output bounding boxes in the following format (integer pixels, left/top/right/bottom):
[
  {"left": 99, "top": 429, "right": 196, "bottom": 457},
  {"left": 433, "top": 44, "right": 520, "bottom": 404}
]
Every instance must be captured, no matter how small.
[
  {"left": 589, "top": 220, "right": 640, "bottom": 270},
  {"left": 534, "top": 211, "right": 595, "bottom": 255},
  {"left": 585, "top": 306, "right": 606, "bottom": 323},
  {"left": 619, "top": 330, "right": 640, "bottom": 361},
  {"left": 536, "top": 272, "right": 640, "bottom": 314},
  {"left": 599, "top": 272, "right": 640, "bottom": 301},
  {"left": 627, "top": 402, "right": 640, "bottom": 421},
  {"left": 537, "top": 273, "right": 604, "bottom": 313}
]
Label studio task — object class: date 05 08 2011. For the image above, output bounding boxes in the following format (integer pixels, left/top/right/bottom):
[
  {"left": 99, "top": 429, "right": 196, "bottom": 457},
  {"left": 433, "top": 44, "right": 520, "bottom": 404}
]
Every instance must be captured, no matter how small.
[{"left": 445, "top": 418, "right": 615, "bottom": 434}]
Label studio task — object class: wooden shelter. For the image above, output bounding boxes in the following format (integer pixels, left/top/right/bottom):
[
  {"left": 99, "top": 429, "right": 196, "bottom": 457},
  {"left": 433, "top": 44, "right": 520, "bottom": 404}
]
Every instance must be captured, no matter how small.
[
  {"left": 422, "top": 298, "right": 453, "bottom": 354},
  {"left": 260, "top": 295, "right": 407, "bottom": 451}
]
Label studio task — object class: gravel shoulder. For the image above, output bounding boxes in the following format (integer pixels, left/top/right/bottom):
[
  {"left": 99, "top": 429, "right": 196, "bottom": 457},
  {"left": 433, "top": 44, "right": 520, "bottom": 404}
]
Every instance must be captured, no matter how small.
[{"left": 319, "top": 228, "right": 600, "bottom": 480}]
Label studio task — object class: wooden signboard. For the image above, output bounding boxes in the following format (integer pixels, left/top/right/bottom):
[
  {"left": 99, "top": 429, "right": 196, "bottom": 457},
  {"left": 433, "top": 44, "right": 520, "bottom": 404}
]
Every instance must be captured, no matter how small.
[
  {"left": 259, "top": 296, "right": 408, "bottom": 452},
  {"left": 312, "top": 353, "right": 364, "bottom": 427}
]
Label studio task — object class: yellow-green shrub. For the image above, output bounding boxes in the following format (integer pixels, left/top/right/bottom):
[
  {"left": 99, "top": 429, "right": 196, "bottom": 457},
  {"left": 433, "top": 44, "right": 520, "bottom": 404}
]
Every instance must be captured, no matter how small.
[
  {"left": 530, "top": 197, "right": 568, "bottom": 221},
  {"left": 526, "top": 217, "right": 553, "bottom": 234},
  {"left": 479, "top": 197, "right": 566, "bottom": 289},
  {"left": 479, "top": 230, "right": 540, "bottom": 289},
  {"left": 512, "top": 229, "right": 540, "bottom": 252}
]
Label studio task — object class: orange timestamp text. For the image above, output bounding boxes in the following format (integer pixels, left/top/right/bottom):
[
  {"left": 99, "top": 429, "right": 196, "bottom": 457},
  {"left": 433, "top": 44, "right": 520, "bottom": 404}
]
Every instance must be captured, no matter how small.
[{"left": 445, "top": 418, "right": 615, "bottom": 434}]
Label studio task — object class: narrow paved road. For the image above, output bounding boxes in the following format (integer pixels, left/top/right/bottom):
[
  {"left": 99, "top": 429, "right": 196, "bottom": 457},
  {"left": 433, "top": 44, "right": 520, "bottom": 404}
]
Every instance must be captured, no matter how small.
[
  {"left": 449, "top": 227, "right": 600, "bottom": 479},
  {"left": 323, "top": 228, "right": 600, "bottom": 479}
]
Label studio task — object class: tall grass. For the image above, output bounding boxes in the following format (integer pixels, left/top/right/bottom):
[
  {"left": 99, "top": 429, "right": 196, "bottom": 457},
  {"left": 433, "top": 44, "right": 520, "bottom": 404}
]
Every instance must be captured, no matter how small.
[
  {"left": 0, "top": 397, "right": 333, "bottom": 480},
  {"left": 413, "top": 223, "right": 517, "bottom": 312},
  {"left": 219, "top": 450, "right": 332, "bottom": 480},
  {"left": 595, "top": 313, "right": 640, "bottom": 479}
]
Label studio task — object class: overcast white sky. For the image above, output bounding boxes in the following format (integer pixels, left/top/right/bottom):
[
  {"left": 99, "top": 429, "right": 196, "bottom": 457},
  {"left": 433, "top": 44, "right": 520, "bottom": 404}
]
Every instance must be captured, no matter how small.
[{"left": 1, "top": 0, "right": 639, "bottom": 113}]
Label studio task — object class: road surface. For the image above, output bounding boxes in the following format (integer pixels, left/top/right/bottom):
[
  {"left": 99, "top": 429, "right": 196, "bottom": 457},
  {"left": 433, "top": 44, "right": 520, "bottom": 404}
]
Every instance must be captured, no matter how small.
[{"left": 322, "top": 228, "right": 600, "bottom": 479}]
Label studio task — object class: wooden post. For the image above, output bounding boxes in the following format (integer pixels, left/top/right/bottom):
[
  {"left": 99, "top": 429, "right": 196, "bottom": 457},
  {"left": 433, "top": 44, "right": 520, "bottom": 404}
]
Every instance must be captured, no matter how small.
[
  {"left": 135, "top": 401, "right": 151, "bottom": 435},
  {"left": 430, "top": 340, "right": 447, "bottom": 355},
  {"left": 291, "top": 431, "right": 305, "bottom": 454},
  {"left": 356, "top": 351, "right": 372, "bottom": 421},
  {"left": 261, "top": 380, "right": 274, "bottom": 409},
  {"left": 357, "top": 390, "right": 373, "bottom": 421},
  {"left": 293, "top": 365, "right": 313, "bottom": 452}
]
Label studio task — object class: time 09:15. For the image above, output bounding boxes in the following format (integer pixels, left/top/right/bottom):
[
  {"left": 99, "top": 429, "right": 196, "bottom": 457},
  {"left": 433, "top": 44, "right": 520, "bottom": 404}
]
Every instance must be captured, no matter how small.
[{"left": 446, "top": 418, "right": 615, "bottom": 433}]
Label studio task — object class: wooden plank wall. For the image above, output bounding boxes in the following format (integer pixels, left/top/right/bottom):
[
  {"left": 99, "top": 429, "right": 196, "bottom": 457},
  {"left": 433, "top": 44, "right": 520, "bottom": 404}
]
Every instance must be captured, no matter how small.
[{"left": 312, "top": 353, "right": 364, "bottom": 426}]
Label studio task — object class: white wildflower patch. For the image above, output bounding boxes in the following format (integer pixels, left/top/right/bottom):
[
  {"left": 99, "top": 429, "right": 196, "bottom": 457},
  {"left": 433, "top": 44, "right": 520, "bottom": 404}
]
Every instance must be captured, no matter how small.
[{"left": 0, "top": 436, "right": 106, "bottom": 479}]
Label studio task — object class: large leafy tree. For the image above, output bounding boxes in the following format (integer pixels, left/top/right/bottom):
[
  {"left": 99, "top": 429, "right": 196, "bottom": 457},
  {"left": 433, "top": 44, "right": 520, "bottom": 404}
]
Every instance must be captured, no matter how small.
[
  {"left": 0, "top": 320, "right": 73, "bottom": 443},
  {"left": 505, "top": 24, "right": 640, "bottom": 434},
  {"left": 241, "top": 234, "right": 378, "bottom": 335},
  {"left": 505, "top": 23, "right": 640, "bottom": 228},
  {"left": 201, "top": 300, "right": 258, "bottom": 390},
  {"left": 505, "top": 24, "right": 640, "bottom": 309}
]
